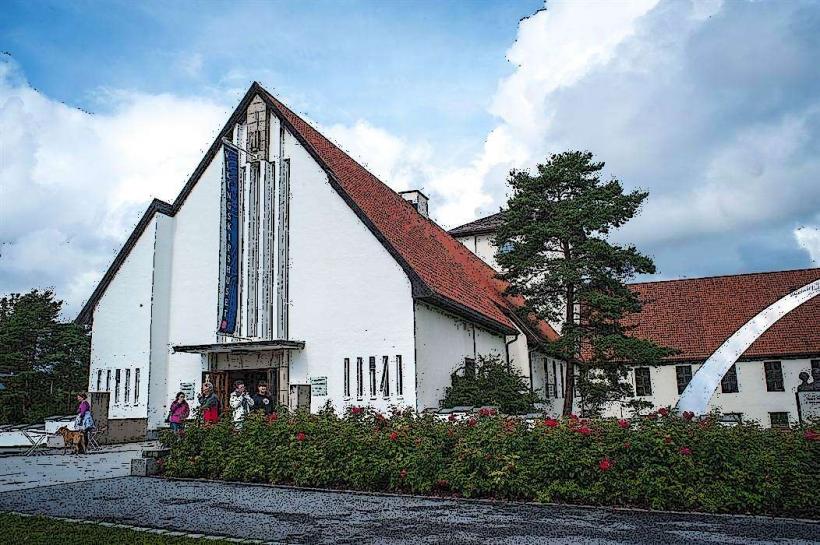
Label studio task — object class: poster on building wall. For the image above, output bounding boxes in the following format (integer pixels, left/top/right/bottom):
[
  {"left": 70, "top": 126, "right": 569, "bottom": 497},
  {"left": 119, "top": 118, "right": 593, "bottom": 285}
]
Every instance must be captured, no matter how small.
[
  {"left": 219, "top": 145, "right": 240, "bottom": 334},
  {"left": 796, "top": 391, "right": 820, "bottom": 423},
  {"left": 180, "top": 382, "right": 196, "bottom": 402},
  {"left": 310, "top": 376, "right": 328, "bottom": 396}
]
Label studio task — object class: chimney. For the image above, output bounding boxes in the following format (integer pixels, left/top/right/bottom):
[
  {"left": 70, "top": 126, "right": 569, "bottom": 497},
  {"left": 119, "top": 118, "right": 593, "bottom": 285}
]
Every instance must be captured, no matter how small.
[{"left": 399, "top": 190, "right": 429, "bottom": 218}]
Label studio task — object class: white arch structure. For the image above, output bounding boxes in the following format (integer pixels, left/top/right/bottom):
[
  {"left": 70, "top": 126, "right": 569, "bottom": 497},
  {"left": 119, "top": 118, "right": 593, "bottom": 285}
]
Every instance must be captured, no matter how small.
[{"left": 676, "top": 278, "right": 820, "bottom": 416}]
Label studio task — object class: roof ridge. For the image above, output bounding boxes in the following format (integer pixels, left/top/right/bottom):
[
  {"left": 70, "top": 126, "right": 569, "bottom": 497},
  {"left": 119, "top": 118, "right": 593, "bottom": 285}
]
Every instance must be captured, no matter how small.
[{"left": 630, "top": 267, "right": 820, "bottom": 286}]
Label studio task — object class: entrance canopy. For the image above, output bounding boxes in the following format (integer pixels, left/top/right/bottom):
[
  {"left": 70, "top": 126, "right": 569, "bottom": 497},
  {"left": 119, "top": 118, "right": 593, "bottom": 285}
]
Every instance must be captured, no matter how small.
[{"left": 172, "top": 339, "right": 305, "bottom": 355}]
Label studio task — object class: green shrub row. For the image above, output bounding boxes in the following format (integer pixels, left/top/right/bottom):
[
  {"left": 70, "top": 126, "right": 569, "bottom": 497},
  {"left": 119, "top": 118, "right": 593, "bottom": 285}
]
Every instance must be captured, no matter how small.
[{"left": 161, "top": 407, "right": 819, "bottom": 518}]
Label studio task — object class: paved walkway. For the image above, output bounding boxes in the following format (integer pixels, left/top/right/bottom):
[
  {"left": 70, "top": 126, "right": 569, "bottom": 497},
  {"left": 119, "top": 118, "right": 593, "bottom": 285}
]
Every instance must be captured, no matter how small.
[
  {"left": 0, "top": 443, "right": 144, "bottom": 493},
  {"left": 0, "top": 476, "right": 817, "bottom": 544}
]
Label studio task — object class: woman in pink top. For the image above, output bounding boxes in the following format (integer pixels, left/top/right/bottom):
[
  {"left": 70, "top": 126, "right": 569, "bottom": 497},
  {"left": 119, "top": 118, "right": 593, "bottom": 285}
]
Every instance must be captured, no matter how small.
[{"left": 167, "top": 392, "right": 190, "bottom": 433}]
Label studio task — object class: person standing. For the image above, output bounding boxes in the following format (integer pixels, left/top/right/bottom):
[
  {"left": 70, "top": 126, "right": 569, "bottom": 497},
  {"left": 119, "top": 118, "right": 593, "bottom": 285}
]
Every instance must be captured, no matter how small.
[
  {"left": 74, "top": 393, "right": 94, "bottom": 453},
  {"left": 167, "top": 392, "right": 190, "bottom": 433},
  {"left": 229, "top": 380, "right": 254, "bottom": 426},
  {"left": 198, "top": 383, "right": 221, "bottom": 424},
  {"left": 252, "top": 383, "right": 275, "bottom": 416}
]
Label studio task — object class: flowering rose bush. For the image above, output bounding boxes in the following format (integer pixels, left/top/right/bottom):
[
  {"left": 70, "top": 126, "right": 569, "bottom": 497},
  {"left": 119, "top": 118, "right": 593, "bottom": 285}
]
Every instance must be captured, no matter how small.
[{"left": 161, "top": 409, "right": 819, "bottom": 518}]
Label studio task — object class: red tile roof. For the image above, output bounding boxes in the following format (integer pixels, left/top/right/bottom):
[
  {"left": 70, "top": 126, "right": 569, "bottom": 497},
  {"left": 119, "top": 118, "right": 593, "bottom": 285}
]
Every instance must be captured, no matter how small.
[{"left": 626, "top": 268, "right": 820, "bottom": 362}]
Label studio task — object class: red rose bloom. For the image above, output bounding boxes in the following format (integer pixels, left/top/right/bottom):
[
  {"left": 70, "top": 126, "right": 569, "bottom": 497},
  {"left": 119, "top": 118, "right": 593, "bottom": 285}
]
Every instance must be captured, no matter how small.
[
  {"left": 389, "top": 431, "right": 399, "bottom": 441},
  {"left": 682, "top": 410, "right": 694, "bottom": 421},
  {"left": 577, "top": 426, "right": 592, "bottom": 436},
  {"left": 479, "top": 407, "right": 491, "bottom": 417},
  {"left": 267, "top": 412, "right": 278, "bottom": 423},
  {"left": 544, "top": 418, "right": 559, "bottom": 428},
  {"left": 295, "top": 432, "right": 306, "bottom": 442},
  {"left": 448, "top": 414, "right": 457, "bottom": 422},
  {"left": 658, "top": 407, "right": 670, "bottom": 417},
  {"left": 679, "top": 447, "right": 692, "bottom": 456},
  {"left": 623, "top": 441, "right": 631, "bottom": 449},
  {"left": 598, "top": 458, "right": 612, "bottom": 471},
  {"left": 351, "top": 406, "right": 363, "bottom": 415},
  {"left": 804, "top": 429, "right": 820, "bottom": 442},
  {"left": 617, "top": 419, "right": 629, "bottom": 429},
  {"left": 467, "top": 417, "right": 477, "bottom": 427}
]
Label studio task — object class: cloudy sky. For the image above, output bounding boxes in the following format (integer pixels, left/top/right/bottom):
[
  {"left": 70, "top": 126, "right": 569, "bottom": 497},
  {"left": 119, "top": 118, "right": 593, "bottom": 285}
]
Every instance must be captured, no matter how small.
[{"left": 1, "top": 0, "right": 819, "bottom": 318}]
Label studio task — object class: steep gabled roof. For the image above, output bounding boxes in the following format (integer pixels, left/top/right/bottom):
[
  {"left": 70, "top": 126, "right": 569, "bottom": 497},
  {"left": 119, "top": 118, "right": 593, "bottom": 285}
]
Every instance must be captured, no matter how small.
[
  {"left": 78, "top": 83, "right": 557, "bottom": 338},
  {"left": 448, "top": 212, "right": 504, "bottom": 237},
  {"left": 625, "top": 268, "right": 820, "bottom": 362}
]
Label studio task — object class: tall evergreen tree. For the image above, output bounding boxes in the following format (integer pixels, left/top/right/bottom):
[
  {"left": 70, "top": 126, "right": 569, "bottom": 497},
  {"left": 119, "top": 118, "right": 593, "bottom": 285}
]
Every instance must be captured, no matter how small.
[
  {"left": 0, "top": 290, "right": 90, "bottom": 424},
  {"left": 495, "top": 151, "right": 673, "bottom": 416}
]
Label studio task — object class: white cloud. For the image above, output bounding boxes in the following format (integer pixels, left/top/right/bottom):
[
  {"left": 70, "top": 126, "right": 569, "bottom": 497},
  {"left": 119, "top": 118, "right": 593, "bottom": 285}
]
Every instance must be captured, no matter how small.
[
  {"left": 795, "top": 226, "right": 820, "bottom": 265},
  {"left": 0, "top": 55, "right": 228, "bottom": 316}
]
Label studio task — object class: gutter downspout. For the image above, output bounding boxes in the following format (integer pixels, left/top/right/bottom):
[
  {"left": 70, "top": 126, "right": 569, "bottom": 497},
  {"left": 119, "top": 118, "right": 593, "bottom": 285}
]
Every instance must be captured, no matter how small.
[{"left": 505, "top": 332, "right": 518, "bottom": 371}]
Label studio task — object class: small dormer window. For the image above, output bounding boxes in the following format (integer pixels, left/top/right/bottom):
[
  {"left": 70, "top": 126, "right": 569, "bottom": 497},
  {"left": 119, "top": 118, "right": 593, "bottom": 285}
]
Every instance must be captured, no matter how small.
[{"left": 500, "top": 241, "right": 514, "bottom": 254}]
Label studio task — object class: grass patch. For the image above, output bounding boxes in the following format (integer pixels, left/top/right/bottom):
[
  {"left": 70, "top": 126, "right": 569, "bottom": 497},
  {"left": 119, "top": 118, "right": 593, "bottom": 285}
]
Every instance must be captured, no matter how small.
[{"left": 0, "top": 512, "right": 237, "bottom": 544}]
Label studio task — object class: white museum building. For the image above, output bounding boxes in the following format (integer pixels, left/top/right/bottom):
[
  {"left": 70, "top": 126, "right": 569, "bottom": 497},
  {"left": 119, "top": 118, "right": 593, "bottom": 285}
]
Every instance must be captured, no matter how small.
[
  {"left": 76, "top": 83, "right": 559, "bottom": 438},
  {"left": 450, "top": 214, "right": 820, "bottom": 427}
]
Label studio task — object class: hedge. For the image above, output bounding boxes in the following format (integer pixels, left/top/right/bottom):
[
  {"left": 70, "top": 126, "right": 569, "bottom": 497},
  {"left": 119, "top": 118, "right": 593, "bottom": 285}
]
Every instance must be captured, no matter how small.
[{"left": 161, "top": 407, "right": 819, "bottom": 518}]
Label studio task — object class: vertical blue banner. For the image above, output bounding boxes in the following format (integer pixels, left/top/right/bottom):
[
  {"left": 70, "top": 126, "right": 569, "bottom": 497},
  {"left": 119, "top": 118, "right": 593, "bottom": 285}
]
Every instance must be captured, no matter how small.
[{"left": 219, "top": 145, "right": 240, "bottom": 334}]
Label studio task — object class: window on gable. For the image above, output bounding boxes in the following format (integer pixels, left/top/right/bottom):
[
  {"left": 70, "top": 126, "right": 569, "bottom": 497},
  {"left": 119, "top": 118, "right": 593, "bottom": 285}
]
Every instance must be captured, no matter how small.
[
  {"left": 769, "top": 412, "right": 789, "bottom": 428},
  {"left": 124, "top": 369, "right": 131, "bottom": 404},
  {"left": 676, "top": 365, "right": 693, "bottom": 395},
  {"left": 369, "top": 357, "right": 377, "bottom": 398},
  {"left": 634, "top": 367, "right": 652, "bottom": 396},
  {"left": 396, "top": 355, "right": 404, "bottom": 397},
  {"left": 721, "top": 364, "right": 739, "bottom": 393},
  {"left": 380, "top": 356, "right": 390, "bottom": 398},
  {"left": 764, "top": 361, "right": 784, "bottom": 392},
  {"left": 344, "top": 358, "right": 350, "bottom": 398},
  {"left": 464, "top": 357, "right": 476, "bottom": 378},
  {"left": 356, "top": 358, "right": 363, "bottom": 399}
]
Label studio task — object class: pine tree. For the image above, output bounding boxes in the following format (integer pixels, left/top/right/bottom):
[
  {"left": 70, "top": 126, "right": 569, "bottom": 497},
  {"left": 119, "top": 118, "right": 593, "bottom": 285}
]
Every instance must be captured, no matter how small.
[
  {"left": 495, "top": 151, "right": 673, "bottom": 416},
  {"left": 0, "top": 290, "right": 90, "bottom": 424}
]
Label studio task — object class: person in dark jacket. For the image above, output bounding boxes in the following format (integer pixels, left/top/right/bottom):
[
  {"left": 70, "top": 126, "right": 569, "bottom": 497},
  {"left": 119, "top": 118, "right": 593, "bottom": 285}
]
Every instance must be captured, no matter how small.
[{"left": 252, "top": 383, "right": 275, "bottom": 416}]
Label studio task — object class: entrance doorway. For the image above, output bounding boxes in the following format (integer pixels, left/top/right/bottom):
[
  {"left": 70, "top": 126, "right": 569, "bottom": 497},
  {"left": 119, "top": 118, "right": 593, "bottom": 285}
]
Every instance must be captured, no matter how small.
[{"left": 204, "top": 368, "right": 278, "bottom": 411}]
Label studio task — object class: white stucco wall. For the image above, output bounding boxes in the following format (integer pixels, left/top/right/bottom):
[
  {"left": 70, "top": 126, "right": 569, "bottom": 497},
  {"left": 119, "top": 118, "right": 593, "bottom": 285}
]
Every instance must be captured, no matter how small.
[
  {"left": 161, "top": 151, "right": 224, "bottom": 418},
  {"left": 89, "top": 216, "right": 157, "bottom": 420},
  {"left": 455, "top": 234, "right": 500, "bottom": 271},
  {"left": 284, "top": 126, "right": 417, "bottom": 414},
  {"left": 601, "top": 358, "right": 815, "bottom": 426},
  {"left": 414, "top": 302, "right": 507, "bottom": 411}
]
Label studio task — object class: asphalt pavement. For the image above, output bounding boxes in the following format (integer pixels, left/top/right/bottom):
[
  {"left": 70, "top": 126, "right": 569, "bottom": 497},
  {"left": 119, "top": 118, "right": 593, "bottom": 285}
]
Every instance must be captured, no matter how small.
[{"left": 0, "top": 476, "right": 817, "bottom": 544}]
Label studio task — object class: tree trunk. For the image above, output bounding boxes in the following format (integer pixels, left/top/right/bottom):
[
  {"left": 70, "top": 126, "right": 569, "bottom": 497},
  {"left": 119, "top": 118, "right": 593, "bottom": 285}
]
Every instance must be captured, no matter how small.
[{"left": 562, "top": 284, "right": 575, "bottom": 416}]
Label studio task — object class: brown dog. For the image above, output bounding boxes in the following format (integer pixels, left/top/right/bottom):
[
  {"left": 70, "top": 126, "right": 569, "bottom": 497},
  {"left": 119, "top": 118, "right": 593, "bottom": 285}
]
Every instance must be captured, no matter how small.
[{"left": 56, "top": 426, "right": 87, "bottom": 454}]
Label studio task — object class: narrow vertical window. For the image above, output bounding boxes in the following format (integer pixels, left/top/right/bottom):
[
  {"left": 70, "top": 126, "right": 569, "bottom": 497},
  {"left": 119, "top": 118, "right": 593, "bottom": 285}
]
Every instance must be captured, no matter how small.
[
  {"left": 134, "top": 368, "right": 141, "bottom": 403},
  {"left": 115, "top": 369, "right": 121, "bottom": 403},
  {"left": 635, "top": 367, "right": 652, "bottom": 396},
  {"left": 464, "top": 357, "right": 476, "bottom": 378},
  {"left": 106, "top": 370, "right": 111, "bottom": 391},
  {"left": 764, "top": 361, "right": 784, "bottom": 392},
  {"left": 124, "top": 369, "right": 131, "bottom": 404},
  {"left": 559, "top": 363, "right": 565, "bottom": 397},
  {"left": 676, "top": 365, "right": 692, "bottom": 395},
  {"left": 343, "top": 358, "right": 350, "bottom": 398},
  {"left": 356, "top": 357, "right": 363, "bottom": 398},
  {"left": 380, "top": 356, "right": 390, "bottom": 398},
  {"left": 369, "top": 357, "right": 377, "bottom": 398},
  {"left": 96, "top": 370, "right": 102, "bottom": 391},
  {"left": 552, "top": 361, "right": 558, "bottom": 398},
  {"left": 396, "top": 355, "right": 403, "bottom": 396},
  {"left": 721, "top": 364, "right": 739, "bottom": 393}
]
